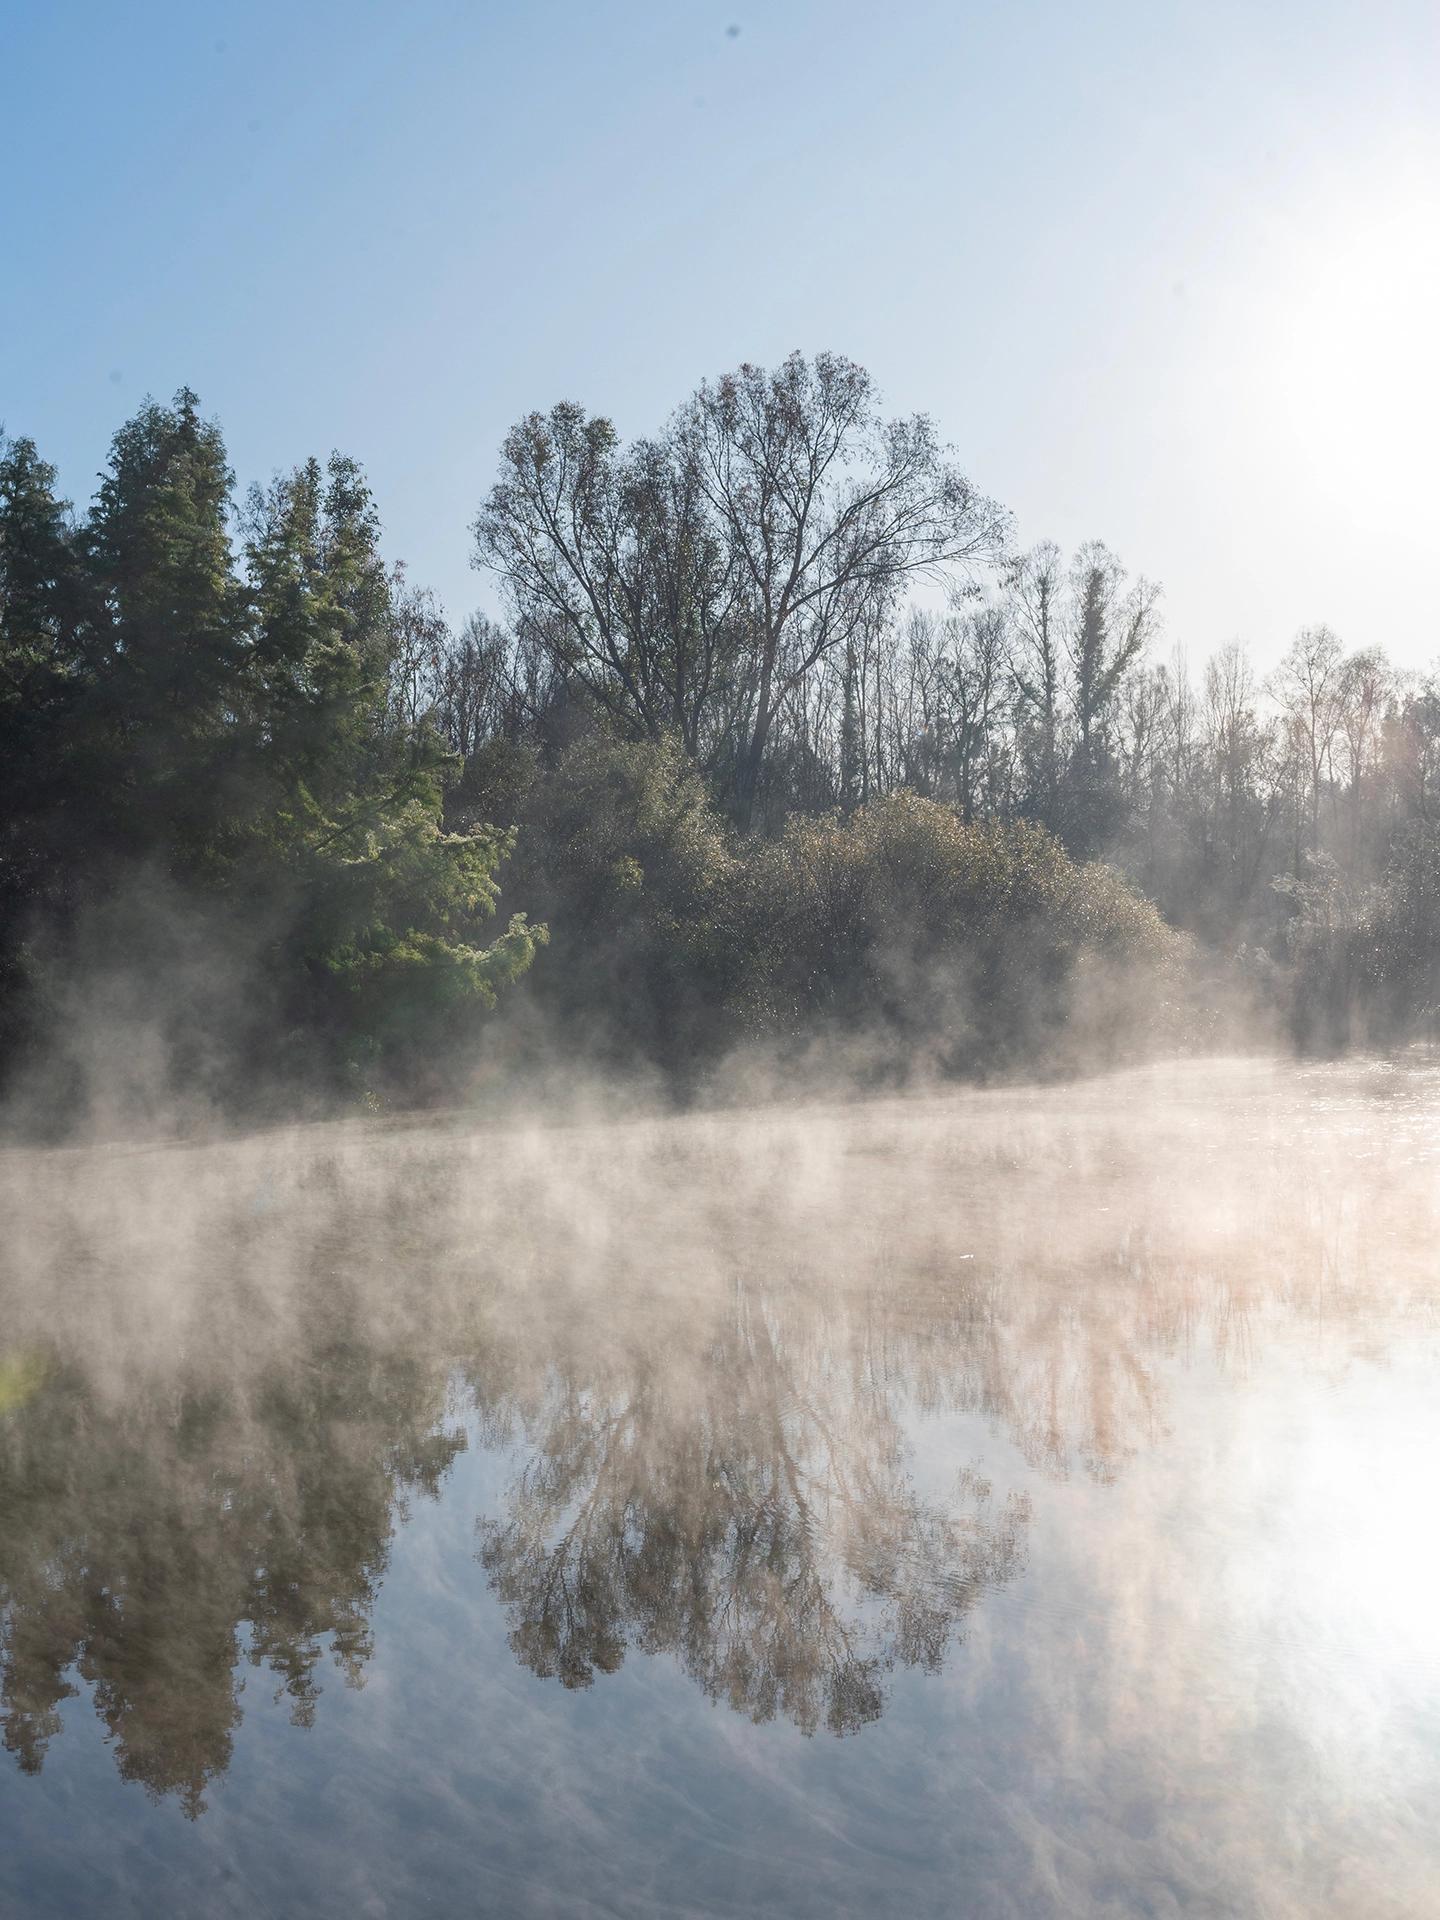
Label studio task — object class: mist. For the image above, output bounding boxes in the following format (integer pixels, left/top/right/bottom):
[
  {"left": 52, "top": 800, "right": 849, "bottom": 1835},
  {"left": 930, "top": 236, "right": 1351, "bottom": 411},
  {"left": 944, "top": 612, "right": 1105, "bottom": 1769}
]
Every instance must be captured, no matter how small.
[
  {"left": 6, "top": 340, "right": 1440, "bottom": 1916},
  {"left": 5, "top": 363, "right": 1440, "bottom": 1143},
  {"left": 3, "top": 1059, "right": 1438, "bottom": 1915}
]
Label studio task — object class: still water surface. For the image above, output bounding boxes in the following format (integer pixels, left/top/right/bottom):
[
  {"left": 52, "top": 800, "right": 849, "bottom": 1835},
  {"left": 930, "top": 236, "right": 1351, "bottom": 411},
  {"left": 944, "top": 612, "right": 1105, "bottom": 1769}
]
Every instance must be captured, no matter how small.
[{"left": 2, "top": 1058, "right": 1438, "bottom": 1917}]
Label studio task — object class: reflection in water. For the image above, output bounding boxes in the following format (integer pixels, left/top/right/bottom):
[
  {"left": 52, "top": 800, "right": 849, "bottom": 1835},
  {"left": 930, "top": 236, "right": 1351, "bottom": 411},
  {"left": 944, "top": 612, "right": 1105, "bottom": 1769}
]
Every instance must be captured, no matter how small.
[
  {"left": 0, "top": 1271, "right": 1030, "bottom": 1808},
  {"left": 1, "top": 1057, "right": 1437, "bottom": 1828},
  {"left": 0, "top": 1347, "right": 464, "bottom": 1814},
  {"left": 475, "top": 1299, "right": 1028, "bottom": 1734}
]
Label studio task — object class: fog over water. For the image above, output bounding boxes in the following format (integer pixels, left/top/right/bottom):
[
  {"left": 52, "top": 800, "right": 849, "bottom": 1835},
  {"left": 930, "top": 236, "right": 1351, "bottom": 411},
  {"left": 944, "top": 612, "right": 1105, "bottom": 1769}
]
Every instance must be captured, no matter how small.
[{"left": 3, "top": 1057, "right": 1439, "bottom": 1917}]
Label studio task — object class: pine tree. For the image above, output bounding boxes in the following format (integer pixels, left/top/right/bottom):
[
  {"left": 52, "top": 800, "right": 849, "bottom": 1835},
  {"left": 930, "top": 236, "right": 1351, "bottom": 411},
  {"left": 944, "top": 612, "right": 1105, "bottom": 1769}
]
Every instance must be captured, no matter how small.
[
  {"left": 0, "top": 436, "right": 87, "bottom": 924},
  {"left": 1, "top": 400, "right": 542, "bottom": 1110},
  {"left": 242, "top": 451, "right": 543, "bottom": 1086},
  {"left": 81, "top": 388, "right": 248, "bottom": 870}
]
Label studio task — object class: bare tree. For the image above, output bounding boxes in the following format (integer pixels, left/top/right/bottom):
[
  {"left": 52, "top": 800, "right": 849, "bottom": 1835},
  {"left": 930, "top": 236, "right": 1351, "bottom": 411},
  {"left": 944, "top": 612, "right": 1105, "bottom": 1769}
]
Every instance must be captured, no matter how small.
[
  {"left": 1067, "top": 542, "right": 1161, "bottom": 765},
  {"left": 945, "top": 602, "right": 1010, "bottom": 821},
  {"left": 1271, "top": 625, "right": 1346, "bottom": 854},
  {"left": 1008, "top": 541, "right": 1066, "bottom": 823},
  {"left": 1388, "top": 673, "right": 1440, "bottom": 824},
  {"left": 426, "top": 613, "right": 517, "bottom": 755},
  {"left": 473, "top": 404, "right": 743, "bottom": 757},
  {"left": 386, "top": 572, "right": 449, "bottom": 732},
  {"left": 1199, "top": 641, "right": 1284, "bottom": 912},
  {"left": 672, "top": 352, "right": 1010, "bottom": 825},
  {"left": 887, "top": 607, "right": 952, "bottom": 796},
  {"left": 1337, "top": 646, "right": 1394, "bottom": 868}
]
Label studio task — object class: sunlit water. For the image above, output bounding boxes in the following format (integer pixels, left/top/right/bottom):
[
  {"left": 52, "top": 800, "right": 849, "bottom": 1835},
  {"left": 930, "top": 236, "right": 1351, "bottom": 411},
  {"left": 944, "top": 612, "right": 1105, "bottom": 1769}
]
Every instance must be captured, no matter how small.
[{"left": 2, "top": 1057, "right": 1439, "bottom": 1918}]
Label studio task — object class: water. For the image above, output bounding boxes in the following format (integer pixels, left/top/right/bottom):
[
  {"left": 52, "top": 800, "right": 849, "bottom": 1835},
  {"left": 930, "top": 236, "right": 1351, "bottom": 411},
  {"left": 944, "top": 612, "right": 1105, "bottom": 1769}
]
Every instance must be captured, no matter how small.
[{"left": 2, "top": 1058, "right": 1438, "bottom": 1917}]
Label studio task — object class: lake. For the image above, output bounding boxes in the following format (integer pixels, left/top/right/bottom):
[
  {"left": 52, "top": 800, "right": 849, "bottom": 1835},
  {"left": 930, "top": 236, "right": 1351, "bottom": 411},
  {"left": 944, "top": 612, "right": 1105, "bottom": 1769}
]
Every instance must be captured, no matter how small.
[{"left": 2, "top": 1057, "right": 1438, "bottom": 1918}]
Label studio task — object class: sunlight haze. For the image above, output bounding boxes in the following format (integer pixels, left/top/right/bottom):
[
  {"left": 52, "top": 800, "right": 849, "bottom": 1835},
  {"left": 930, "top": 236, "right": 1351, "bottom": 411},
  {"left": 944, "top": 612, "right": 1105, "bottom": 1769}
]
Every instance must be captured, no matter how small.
[
  {"left": 7, "top": 11, "right": 1440, "bottom": 1912},
  {"left": 6, "top": 0, "right": 1437, "bottom": 666}
]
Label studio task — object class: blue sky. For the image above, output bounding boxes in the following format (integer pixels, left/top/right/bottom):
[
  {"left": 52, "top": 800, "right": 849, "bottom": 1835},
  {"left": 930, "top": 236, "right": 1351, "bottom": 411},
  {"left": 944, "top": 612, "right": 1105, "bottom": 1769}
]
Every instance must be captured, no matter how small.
[{"left": 5, "top": 0, "right": 1438, "bottom": 667}]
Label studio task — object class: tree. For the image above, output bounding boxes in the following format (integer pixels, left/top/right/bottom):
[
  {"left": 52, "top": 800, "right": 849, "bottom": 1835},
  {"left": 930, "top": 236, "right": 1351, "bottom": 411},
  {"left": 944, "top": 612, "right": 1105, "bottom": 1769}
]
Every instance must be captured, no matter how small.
[
  {"left": 1, "top": 398, "right": 543, "bottom": 1113},
  {"left": 241, "top": 449, "right": 544, "bottom": 1087},
  {"left": 0, "top": 435, "right": 84, "bottom": 702},
  {"left": 1387, "top": 673, "right": 1440, "bottom": 825},
  {"left": 676, "top": 352, "right": 1010, "bottom": 826},
  {"left": 427, "top": 613, "right": 518, "bottom": 758},
  {"left": 1007, "top": 540, "right": 1159, "bottom": 857},
  {"left": 473, "top": 404, "right": 743, "bottom": 759},
  {"left": 1271, "top": 624, "right": 1346, "bottom": 859},
  {"left": 1008, "top": 540, "right": 1066, "bottom": 827},
  {"left": 944, "top": 601, "right": 1009, "bottom": 823},
  {"left": 1062, "top": 542, "right": 1161, "bottom": 856},
  {"left": 81, "top": 388, "right": 249, "bottom": 868},
  {"left": 0, "top": 436, "right": 86, "bottom": 926},
  {"left": 1337, "top": 646, "right": 1393, "bottom": 869},
  {"left": 1197, "top": 640, "right": 1283, "bottom": 933},
  {"left": 476, "top": 354, "right": 1011, "bottom": 827}
]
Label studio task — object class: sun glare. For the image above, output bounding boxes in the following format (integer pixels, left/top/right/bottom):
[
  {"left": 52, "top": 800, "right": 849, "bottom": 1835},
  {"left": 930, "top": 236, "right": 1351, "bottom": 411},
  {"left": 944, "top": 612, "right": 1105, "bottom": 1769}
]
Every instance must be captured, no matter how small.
[{"left": 1260, "top": 170, "right": 1440, "bottom": 543}]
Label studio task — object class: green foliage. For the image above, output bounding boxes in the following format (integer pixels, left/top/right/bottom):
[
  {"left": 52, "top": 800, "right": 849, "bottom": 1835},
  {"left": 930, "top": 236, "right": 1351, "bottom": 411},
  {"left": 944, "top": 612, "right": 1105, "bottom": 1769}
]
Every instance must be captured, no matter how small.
[
  {"left": 2, "top": 375, "right": 1200, "bottom": 1121},
  {"left": 289, "top": 804, "right": 545, "bottom": 1081},
  {"left": 0, "top": 437, "right": 83, "bottom": 695},
  {"left": 1283, "top": 826, "right": 1440, "bottom": 1048},
  {"left": 509, "top": 734, "right": 742, "bottom": 1065},
  {"left": 0, "top": 396, "right": 540, "bottom": 1113},
  {"left": 506, "top": 737, "right": 1180, "bottom": 1077},
  {"left": 0, "top": 436, "right": 87, "bottom": 925},
  {"left": 78, "top": 390, "right": 249, "bottom": 868},
  {"left": 741, "top": 792, "right": 1181, "bottom": 1070}
]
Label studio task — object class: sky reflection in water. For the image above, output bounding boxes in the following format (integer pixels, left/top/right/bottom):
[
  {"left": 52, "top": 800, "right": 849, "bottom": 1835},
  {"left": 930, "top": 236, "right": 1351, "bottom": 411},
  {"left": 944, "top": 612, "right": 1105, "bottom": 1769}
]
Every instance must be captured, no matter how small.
[{"left": 2, "top": 1057, "right": 1439, "bottom": 1917}]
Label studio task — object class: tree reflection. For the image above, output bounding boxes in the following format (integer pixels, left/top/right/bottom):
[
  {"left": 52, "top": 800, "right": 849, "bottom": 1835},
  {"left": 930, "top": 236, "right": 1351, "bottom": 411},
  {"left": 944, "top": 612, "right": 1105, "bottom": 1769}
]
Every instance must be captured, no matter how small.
[
  {"left": 475, "top": 1297, "right": 1029, "bottom": 1734},
  {"left": 0, "top": 1255, "right": 1037, "bottom": 1809},
  {"left": 0, "top": 1276, "right": 1030, "bottom": 1807},
  {"left": 0, "top": 1348, "right": 465, "bottom": 1815},
  {"left": 3, "top": 1066, "right": 1431, "bottom": 1809}
]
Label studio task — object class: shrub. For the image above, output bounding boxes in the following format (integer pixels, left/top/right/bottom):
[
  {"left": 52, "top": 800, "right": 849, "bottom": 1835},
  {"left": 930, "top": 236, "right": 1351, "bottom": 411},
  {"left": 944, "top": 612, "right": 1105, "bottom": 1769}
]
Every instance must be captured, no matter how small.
[
  {"left": 740, "top": 793, "right": 1182, "bottom": 1073},
  {"left": 511, "top": 748, "right": 1184, "bottom": 1079}
]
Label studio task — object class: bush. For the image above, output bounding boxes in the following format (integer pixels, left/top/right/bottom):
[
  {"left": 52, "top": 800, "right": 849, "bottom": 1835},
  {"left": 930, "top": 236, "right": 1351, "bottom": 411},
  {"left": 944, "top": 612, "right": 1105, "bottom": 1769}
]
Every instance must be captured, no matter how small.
[
  {"left": 740, "top": 793, "right": 1183, "bottom": 1074},
  {"left": 509, "top": 744, "right": 1184, "bottom": 1080}
]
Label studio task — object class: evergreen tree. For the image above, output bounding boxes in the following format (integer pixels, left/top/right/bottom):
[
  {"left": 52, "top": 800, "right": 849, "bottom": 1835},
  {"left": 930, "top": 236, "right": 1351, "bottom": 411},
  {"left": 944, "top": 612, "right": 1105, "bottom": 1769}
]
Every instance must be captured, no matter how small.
[
  {"left": 0, "top": 436, "right": 89, "bottom": 1043},
  {"left": 0, "top": 435, "right": 83, "bottom": 698},
  {"left": 0, "top": 398, "right": 542, "bottom": 1111},
  {"left": 243, "top": 451, "right": 545, "bottom": 1085},
  {"left": 80, "top": 388, "right": 248, "bottom": 871}
]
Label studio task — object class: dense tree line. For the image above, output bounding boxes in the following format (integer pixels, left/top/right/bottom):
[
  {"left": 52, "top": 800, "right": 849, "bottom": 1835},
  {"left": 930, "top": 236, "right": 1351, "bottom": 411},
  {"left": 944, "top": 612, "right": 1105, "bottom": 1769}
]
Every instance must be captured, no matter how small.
[
  {"left": 0, "top": 392, "right": 541, "bottom": 1118},
  {"left": 459, "top": 356, "right": 1440, "bottom": 1052},
  {"left": 3, "top": 354, "right": 1431, "bottom": 1120}
]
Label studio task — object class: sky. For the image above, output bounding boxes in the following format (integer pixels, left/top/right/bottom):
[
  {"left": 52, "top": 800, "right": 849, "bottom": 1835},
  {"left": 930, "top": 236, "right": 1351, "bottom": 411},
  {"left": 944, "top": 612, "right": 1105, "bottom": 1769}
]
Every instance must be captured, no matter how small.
[{"left": 4, "top": 0, "right": 1439, "bottom": 671}]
